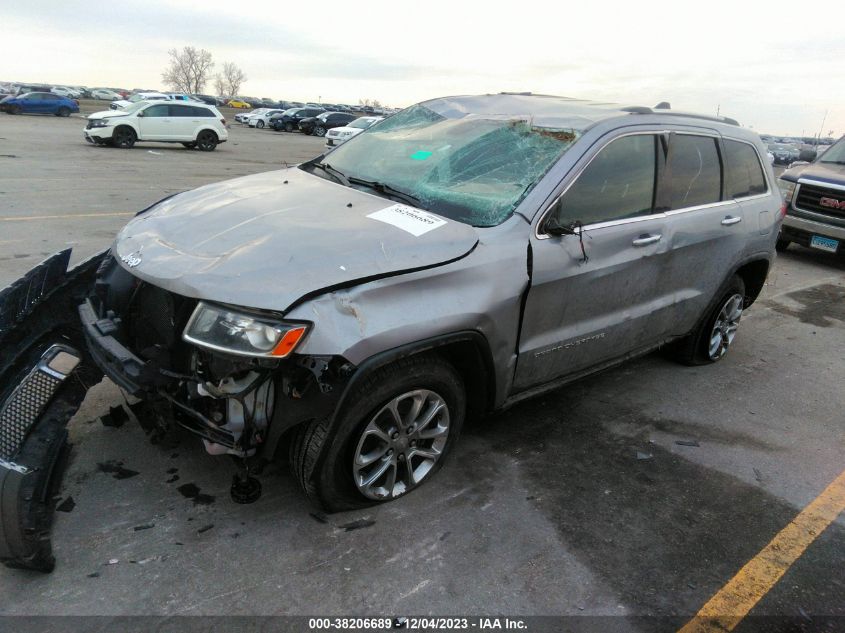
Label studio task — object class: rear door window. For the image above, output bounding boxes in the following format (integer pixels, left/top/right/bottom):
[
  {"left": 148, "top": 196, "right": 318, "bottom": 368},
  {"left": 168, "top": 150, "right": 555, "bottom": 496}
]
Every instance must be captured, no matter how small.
[
  {"left": 665, "top": 134, "right": 722, "bottom": 209},
  {"left": 723, "top": 139, "right": 768, "bottom": 198},
  {"left": 548, "top": 134, "right": 658, "bottom": 227}
]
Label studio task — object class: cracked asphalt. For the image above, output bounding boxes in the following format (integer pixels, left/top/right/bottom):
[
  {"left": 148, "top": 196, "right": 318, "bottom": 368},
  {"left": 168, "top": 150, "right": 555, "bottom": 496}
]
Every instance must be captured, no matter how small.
[{"left": 0, "top": 113, "right": 843, "bottom": 628}]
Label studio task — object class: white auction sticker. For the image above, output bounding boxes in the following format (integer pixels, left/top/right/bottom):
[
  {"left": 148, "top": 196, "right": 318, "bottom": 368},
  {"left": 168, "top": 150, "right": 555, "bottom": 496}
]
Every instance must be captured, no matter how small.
[{"left": 366, "top": 204, "right": 447, "bottom": 237}]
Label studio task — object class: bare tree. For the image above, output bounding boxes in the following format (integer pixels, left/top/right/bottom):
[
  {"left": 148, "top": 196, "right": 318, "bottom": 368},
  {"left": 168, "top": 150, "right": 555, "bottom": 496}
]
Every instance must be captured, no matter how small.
[
  {"left": 162, "top": 46, "right": 214, "bottom": 94},
  {"left": 216, "top": 62, "right": 247, "bottom": 98}
]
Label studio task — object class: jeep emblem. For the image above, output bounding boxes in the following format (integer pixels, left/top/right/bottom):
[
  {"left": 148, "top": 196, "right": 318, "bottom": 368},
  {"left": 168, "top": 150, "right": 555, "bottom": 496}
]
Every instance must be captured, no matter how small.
[{"left": 121, "top": 251, "right": 142, "bottom": 268}]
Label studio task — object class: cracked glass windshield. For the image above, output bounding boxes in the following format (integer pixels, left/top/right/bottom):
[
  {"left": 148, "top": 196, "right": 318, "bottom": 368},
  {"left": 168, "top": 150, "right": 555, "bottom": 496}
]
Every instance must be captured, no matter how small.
[{"left": 311, "top": 104, "right": 579, "bottom": 226}]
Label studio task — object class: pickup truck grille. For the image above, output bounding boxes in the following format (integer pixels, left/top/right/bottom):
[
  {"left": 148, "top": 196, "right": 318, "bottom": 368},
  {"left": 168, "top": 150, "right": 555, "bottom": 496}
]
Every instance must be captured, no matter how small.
[{"left": 794, "top": 183, "right": 845, "bottom": 220}]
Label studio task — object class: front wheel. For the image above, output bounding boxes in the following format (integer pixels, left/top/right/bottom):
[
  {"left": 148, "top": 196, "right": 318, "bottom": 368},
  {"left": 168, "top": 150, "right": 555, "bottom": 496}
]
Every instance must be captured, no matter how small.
[
  {"left": 196, "top": 130, "right": 218, "bottom": 151},
  {"left": 112, "top": 126, "right": 136, "bottom": 149},
  {"left": 256, "top": 120, "right": 265, "bottom": 129},
  {"left": 670, "top": 276, "right": 746, "bottom": 365},
  {"left": 8, "top": 105, "right": 21, "bottom": 115},
  {"left": 313, "top": 125, "right": 327, "bottom": 137},
  {"left": 284, "top": 122, "right": 294, "bottom": 132},
  {"left": 56, "top": 107, "right": 71, "bottom": 117},
  {"left": 290, "top": 354, "right": 466, "bottom": 511}
]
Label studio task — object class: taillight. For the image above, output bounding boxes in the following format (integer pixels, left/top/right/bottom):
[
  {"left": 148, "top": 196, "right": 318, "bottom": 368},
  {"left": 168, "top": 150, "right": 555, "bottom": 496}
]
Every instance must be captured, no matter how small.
[{"left": 220, "top": 118, "right": 226, "bottom": 125}]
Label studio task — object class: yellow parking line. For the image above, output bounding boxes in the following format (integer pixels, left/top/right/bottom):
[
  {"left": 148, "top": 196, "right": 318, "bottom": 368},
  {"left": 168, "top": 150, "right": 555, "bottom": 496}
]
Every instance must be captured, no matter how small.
[
  {"left": 0, "top": 212, "right": 133, "bottom": 222},
  {"left": 678, "top": 469, "right": 845, "bottom": 633}
]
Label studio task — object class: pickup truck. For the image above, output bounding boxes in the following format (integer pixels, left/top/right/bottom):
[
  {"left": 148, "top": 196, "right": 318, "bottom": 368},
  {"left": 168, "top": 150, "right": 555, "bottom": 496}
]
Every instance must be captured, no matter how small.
[{"left": 778, "top": 135, "right": 845, "bottom": 255}]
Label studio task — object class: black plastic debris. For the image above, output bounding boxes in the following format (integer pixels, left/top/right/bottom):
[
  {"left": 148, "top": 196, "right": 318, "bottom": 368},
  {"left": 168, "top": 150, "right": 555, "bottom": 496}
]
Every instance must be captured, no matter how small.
[
  {"left": 55, "top": 497, "right": 76, "bottom": 513},
  {"left": 132, "top": 523, "right": 155, "bottom": 532},
  {"left": 675, "top": 439, "right": 700, "bottom": 447},
  {"left": 97, "top": 461, "right": 139, "bottom": 480},
  {"left": 197, "top": 524, "right": 214, "bottom": 534},
  {"left": 100, "top": 405, "right": 129, "bottom": 428},
  {"left": 177, "top": 482, "right": 215, "bottom": 505},
  {"left": 309, "top": 512, "right": 329, "bottom": 524},
  {"left": 339, "top": 519, "right": 376, "bottom": 532}
]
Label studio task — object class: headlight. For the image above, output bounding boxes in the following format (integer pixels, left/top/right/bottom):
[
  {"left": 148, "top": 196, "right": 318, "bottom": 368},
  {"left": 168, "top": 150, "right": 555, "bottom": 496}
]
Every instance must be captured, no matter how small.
[
  {"left": 90, "top": 119, "right": 112, "bottom": 128},
  {"left": 183, "top": 302, "right": 308, "bottom": 358},
  {"left": 340, "top": 131, "right": 353, "bottom": 137},
  {"left": 777, "top": 178, "right": 796, "bottom": 205}
]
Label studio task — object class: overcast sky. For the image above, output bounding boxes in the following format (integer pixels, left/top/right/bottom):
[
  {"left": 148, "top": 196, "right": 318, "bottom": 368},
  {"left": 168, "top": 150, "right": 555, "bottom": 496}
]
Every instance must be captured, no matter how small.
[{"left": 2, "top": 0, "right": 843, "bottom": 137}]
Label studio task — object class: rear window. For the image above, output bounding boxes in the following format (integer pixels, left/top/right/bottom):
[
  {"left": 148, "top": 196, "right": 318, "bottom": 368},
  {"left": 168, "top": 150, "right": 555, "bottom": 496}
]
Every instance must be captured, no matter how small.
[
  {"left": 665, "top": 134, "right": 722, "bottom": 209},
  {"left": 723, "top": 140, "right": 767, "bottom": 198},
  {"left": 169, "top": 105, "right": 214, "bottom": 117}
]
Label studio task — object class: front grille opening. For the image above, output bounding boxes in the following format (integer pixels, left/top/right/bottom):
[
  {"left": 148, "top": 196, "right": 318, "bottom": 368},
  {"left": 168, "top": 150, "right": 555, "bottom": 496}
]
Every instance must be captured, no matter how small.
[
  {"left": 795, "top": 183, "right": 845, "bottom": 221},
  {"left": 125, "top": 283, "right": 196, "bottom": 370}
]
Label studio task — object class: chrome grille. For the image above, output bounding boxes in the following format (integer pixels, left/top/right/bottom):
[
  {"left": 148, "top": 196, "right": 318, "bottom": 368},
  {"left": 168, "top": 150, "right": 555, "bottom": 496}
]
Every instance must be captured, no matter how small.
[{"left": 794, "top": 183, "right": 845, "bottom": 220}]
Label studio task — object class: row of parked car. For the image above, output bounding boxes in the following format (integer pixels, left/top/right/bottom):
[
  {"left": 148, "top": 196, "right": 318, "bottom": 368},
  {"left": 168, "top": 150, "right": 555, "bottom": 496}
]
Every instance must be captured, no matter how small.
[{"left": 234, "top": 106, "right": 385, "bottom": 148}]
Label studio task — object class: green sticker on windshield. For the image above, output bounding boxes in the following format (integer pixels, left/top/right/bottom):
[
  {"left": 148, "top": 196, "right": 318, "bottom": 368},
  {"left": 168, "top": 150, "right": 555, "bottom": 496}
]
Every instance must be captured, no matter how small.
[{"left": 410, "top": 150, "right": 432, "bottom": 161}]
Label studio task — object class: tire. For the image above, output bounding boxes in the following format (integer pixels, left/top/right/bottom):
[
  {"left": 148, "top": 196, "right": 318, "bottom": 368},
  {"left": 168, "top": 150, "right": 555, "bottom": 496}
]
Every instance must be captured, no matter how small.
[
  {"left": 181, "top": 142, "right": 197, "bottom": 149},
  {"left": 290, "top": 354, "right": 466, "bottom": 512},
  {"left": 314, "top": 126, "right": 327, "bottom": 137},
  {"left": 196, "top": 130, "right": 218, "bottom": 151},
  {"left": 775, "top": 236, "right": 790, "bottom": 252},
  {"left": 112, "top": 126, "right": 136, "bottom": 149},
  {"left": 256, "top": 120, "right": 265, "bottom": 129},
  {"left": 670, "top": 275, "right": 746, "bottom": 365},
  {"left": 284, "top": 122, "right": 294, "bottom": 132},
  {"left": 9, "top": 105, "right": 21, "bottom": 115},
  {"left": 56, "top": 107, "right": 70, "bottom": 117}
]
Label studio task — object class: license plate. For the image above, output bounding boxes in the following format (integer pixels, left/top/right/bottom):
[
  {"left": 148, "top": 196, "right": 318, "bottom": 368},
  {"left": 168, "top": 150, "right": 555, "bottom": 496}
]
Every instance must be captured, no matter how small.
[{"left": 810, "top": 235, "right": 839, "bottom": 253}]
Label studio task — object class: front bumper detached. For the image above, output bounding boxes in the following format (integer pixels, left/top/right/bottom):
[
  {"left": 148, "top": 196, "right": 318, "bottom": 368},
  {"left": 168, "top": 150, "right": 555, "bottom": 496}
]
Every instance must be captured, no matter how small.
[{"left": 0, "top": 249, "right": 106, "bottom": 572}]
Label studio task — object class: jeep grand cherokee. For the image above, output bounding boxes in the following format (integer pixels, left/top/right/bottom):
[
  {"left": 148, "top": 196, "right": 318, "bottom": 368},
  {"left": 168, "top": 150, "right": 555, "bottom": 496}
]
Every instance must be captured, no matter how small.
[{"left": 0, "top": 93, "right": 782, "bottom": 570}]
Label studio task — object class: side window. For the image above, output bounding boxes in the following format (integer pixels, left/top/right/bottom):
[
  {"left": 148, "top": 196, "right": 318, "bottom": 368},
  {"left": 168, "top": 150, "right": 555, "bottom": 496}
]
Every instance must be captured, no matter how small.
[
  {"left": 548, "top": 134, "right": 657, "bottom": 228},
  {"left": 665, "top": 134, "right": 722, "bottom": 209},
  {"left": 168, "top": 105, "right": 189, "bottom": 117},
  {"left": 143, "top": 104, "right": 169, "bottom": 117},
  {"left": 723, "top": 139, "right": 767, "bottom": 198}
]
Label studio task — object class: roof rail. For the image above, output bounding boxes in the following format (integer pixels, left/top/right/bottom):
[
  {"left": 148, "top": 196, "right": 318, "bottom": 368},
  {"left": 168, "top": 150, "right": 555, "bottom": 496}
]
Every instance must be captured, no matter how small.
[{"left": 622, "top": 106, "right": 739, "bottom": 126}]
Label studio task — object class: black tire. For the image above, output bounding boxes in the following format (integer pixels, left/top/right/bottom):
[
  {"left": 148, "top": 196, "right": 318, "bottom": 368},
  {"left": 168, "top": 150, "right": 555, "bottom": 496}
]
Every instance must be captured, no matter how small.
[
  {"left": 290, "top": 354, "right": 466, "bottom": 512},
  {"left": 775, "top": 237, "right": 790, "bottom": 252},
  {"left": 256, "top": 120, "right": 265, "bottom": 129},
  {"left": 670, "top": 275, "right": 746, "bottom": 366},
  {"left": 9, "top": 105, "right": 21, "bottom": 115},
  {"left": 196, "top": 130, "right": 218, "bottom": 151},
  {"left": 56, "top": 107, "right": 70, "bottom": 117},
  {"left": 181, "top": 142, "right": 197, "bottom": 149},
  {"left": 284, "top": 121, "right": 294, "bottom": 132},
  {"left": 314, "top": 125, "right": 327, "bottom": 137},
  {"left": 112, "top": 126, "right": 136, "bottom": 149}
]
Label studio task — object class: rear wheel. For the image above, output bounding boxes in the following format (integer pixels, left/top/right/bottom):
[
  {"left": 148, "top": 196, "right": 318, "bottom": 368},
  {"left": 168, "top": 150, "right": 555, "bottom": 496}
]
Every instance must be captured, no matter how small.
[
  {"left": 112, "top": 126, "right": 136, "bottom": 149},
  {"left": 670, "top": 276, "right": 746, "bottom": 365},
  {"left": 196, "top": 130, "right": 218, "bottom": 151},
  {"left": 290, "top": 355, "right": 465, "bottom": 511}
]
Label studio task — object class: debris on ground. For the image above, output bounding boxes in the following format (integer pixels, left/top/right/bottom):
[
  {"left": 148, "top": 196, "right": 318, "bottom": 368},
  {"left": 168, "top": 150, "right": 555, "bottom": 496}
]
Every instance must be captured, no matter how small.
[
  {"left": 636, "top": 451, "right": 653, "bottom": 460},
  {"left": 100, "top": 405, "right": 130, "bottom": 428},
  {"left": 87, "top": 572, "right": 100, "bottom": 578},
  {"left": 197, "top": 524, "right": 214, "bottom": 534},
  {"left": 97, "top": 461, "right": 140, "bottom": 480},
  {"left": 55, "top": 496, "right": 76, "bottom": 512},
  {"left": 309, "top": 512, "right": 329, "bottom": 524},
  {"left": 754, "top": 468, "right": 764, "bottom": 483},
  {"left": 339, "top": 519, "right": 376, "bottom": 532},
  {"left": 106, "top": 559, "right": 119, "bottom": 565},
  {"left": 675, "top": 439, "right": 700, "bottom": 447},
  {"left": 133, "top": 524, "right": 155, "bottom": 532}
]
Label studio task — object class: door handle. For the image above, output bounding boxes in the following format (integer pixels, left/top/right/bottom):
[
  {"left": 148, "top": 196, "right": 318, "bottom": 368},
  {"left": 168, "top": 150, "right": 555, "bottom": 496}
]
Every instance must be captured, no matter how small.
[
  {"left": 632, "top": 234, "right": 662, "bottom": 247},
  {"left": 721, "top": 216, "right": 742, "bottom": 226}
]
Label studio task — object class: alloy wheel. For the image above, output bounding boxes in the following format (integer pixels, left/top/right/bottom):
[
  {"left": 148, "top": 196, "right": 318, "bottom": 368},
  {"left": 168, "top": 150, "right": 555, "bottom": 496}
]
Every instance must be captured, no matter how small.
[
  {"left": 352, "top": 389, "right": 450, "bottom": 500},
  {"left": 708, "top": 293, "right": 743, "bottom": 360}
]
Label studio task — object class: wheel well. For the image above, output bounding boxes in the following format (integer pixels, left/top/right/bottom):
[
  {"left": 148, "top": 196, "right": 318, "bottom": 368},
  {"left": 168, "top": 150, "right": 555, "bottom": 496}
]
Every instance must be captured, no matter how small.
[
  {"left": 198, "top": 128, "right": 218, "bottom": 140},
  {"left": 113, "top": 124, "right": 135, "bottom": 136},
  {"left": 430, "top": 339, "right": 494, "bottom": 422},
  {"left": 736, "top": 259, "right": 770, "bottom": 306}
]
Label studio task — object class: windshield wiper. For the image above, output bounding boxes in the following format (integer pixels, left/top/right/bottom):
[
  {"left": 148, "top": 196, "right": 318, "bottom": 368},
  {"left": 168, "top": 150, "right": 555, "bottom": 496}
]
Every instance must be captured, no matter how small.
[
  {"left": 347, "top": 177, "right": 426, "bottom": 209},
  {"left": 820, "top": 160, "right": 845, "bottom": 165},
  {"left": 304, "top": 161, "right": 349, "bottom": 185}
]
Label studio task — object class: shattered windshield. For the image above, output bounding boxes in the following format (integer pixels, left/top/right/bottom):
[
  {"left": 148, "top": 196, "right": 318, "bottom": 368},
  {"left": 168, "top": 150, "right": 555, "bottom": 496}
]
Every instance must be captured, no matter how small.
[{"left": 313, "top": 104, "right": 579, "bottom": 226}]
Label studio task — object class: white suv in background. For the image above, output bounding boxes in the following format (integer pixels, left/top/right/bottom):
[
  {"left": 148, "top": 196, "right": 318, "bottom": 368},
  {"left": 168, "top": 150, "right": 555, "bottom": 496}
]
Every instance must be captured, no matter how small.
[
  {"left": 324, "top": 116, "right": 383, "bottom": 148},
  {"left": 84, "top": 101, "right": 228, "bottom": 151}
]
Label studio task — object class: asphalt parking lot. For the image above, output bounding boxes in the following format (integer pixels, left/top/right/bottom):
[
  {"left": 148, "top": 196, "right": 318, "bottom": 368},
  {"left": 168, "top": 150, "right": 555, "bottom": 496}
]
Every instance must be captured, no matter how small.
[{"left": 0, "top": 112, "right": 843, "bottom": 628}]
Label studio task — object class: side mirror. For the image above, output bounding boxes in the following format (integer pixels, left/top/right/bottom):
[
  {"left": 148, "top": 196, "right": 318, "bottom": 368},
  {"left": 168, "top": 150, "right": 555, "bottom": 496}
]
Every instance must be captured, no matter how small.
[{"left": 136, "top": 110, "right": 144, "bottom": 117}]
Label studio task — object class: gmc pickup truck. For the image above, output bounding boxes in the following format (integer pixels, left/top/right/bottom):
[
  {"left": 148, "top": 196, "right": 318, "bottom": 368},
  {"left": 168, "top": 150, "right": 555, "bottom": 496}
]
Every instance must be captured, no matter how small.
[{"left": 778, "top": 136, "right": 845, "bottom": 255}]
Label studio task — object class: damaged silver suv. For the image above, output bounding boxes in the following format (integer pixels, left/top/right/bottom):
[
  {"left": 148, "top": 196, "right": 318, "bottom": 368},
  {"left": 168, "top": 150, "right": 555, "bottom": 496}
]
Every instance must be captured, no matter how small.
[{"left": 0, "top": 94, "right": 782, "bottom": 570}]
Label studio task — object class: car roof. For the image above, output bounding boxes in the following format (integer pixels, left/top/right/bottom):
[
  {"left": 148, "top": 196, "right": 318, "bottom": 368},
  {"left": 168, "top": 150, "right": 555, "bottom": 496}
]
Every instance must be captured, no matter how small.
[{"left": 419, "top": 93, "right": 742, "bottom": 134}]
